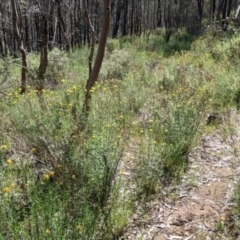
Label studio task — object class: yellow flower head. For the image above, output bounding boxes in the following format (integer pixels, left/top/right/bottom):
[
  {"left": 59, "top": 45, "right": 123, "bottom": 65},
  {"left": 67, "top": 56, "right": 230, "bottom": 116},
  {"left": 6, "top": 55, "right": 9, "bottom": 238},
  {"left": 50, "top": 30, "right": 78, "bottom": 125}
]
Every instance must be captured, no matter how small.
[
  {"left": 0, "top": 145, "right": 8, "bottom": 150},
  {"left": 76, "top": 225, "right": 82, "bottom": 230},
  {"left": 43, "top": 174, "right": 50, "bottom": 181},
  {"left": 72, "top": 174, "right": 76, "bottom": 179},
  {"left": 45, "top": 229, "right": 51, "bottom": 234},
  {"left": 31, "top": 148, "right": 37, "bottom": 153},
  {"left": 7, "top": 159, "right": 13, "bottom": 165},
  {"left": 49, "top": 171, "right": 54, "bottom": 176},
  {"left": 2, "top": 187, "right": 9, "bottom": 193}
]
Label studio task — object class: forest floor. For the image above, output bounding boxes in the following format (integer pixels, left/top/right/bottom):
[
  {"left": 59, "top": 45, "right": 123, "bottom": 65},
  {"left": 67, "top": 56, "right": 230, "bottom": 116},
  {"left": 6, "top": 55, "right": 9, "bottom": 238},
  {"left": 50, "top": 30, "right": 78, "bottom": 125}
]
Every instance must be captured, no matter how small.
[{"left": 120, "top": 110, "right": 240, "bottom": 240}]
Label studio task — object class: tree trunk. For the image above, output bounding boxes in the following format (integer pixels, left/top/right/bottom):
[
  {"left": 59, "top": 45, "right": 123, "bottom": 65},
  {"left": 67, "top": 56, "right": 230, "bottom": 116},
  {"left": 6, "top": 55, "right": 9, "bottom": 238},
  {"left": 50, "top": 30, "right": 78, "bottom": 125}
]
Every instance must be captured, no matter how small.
[
  {"left": 11, "top": 0, "right": 27, "bottom": 94},
  {"left": 197, "top": 0, "right": 204, "bottom": 24},
  {"left": 122, "top": 0, "right": 128, "bottom": 36},
  {"left": 37, "top": 15, "right": 48, "bottom": 92},
  {"left": 82, "top": 0, "right": 111, "bottom": 123},
  {"left": 112, "top": 0, "right": 122, "bottom": 38}
]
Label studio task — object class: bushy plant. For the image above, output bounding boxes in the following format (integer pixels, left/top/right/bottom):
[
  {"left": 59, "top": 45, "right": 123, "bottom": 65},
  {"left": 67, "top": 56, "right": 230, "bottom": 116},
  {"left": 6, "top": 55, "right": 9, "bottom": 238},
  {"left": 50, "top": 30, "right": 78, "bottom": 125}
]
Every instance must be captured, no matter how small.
[
  {"left": 99, "top": 49, "right": 134, "bottom": 80},
  {"left": 2, "top": 28, "right": 240, "bottom": 239},
  {"left": 27, "top": 48, "right": 69, "bottom": 87}
]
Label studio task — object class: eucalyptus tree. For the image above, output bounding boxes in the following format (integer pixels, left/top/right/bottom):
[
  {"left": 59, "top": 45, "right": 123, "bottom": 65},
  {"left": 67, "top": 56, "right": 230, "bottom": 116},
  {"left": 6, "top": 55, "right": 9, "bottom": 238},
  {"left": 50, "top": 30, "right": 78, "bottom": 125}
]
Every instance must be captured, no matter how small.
[{"left": 11, "top": 0, "right": 27, "bottom": 93}]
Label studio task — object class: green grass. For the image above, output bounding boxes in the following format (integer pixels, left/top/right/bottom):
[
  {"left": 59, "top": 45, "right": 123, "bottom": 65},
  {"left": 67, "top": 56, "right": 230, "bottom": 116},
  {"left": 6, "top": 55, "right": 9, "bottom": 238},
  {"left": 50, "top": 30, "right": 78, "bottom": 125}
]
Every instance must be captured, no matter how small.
[{"left": 1, "top": 28, "right": 240, "bottom": 239}]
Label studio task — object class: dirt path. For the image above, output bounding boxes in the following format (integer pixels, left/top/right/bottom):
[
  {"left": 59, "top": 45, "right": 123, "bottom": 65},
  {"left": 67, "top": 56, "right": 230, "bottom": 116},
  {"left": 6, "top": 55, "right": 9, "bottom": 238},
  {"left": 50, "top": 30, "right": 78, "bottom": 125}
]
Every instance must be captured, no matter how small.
[{"left": 121, "top": 111, "right": 240, "bottom": 240}]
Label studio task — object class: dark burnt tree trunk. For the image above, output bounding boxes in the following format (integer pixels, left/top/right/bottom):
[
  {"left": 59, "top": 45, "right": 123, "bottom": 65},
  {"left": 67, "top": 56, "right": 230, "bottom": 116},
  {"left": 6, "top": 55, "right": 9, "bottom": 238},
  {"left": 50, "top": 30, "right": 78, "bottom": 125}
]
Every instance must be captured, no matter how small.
[
  {"left": 210, "top": 0, "right": 216, "bottom": 22},
  {"left": 197, "top": 0, "right": 204, "bottom": 24},
  {"left": 112, "top": 0, "right": 122, "bottom": 38},
  {"left": 157, "top": 0, "right": 163, "bottom": 27},
  {"left": 122, "top": 0, "right": 128, "bottom": 36}
]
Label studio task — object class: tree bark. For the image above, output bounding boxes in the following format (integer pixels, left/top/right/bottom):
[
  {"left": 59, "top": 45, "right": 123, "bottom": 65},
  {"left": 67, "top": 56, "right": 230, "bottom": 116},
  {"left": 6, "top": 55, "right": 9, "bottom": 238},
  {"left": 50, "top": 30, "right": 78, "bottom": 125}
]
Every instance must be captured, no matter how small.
[
  {"left": 197, "top": 0, "right": 204, "bottom": 24},
  {"left": 37, "top": 15, "right": 48, "bottom": 92},
  {"left": 85, "top": 0, "right": 110, "bottom": 93},
  {"left": 11, "top": 0, "right": 27, "bottom": 94},
  {"left": 83, "top": 0, "right": 95, "bottom": 77},
  {"left": 82, "top": 0, "right": 111, "bottom": 124},
  {"left": 112, "top": 0, "right": 122, "bottom": 38}
]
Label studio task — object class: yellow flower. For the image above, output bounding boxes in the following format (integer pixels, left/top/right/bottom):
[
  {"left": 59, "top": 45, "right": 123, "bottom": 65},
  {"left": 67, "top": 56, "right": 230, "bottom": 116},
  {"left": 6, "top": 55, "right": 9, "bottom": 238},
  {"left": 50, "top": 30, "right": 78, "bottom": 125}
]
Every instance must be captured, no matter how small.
[
  {"left": 91, "top": 86, "right": 95, "bottom": 91},
  {"left": 49, "top": 171, "right": 54, "bottom": 176},
  {"left": 72, "top": 174, "right": 76, "bottom": 179},
  {"left": 220, "top": 216, "right": 225, "bottom": 222},
  {"left": 2, "top": 187, "right": 9, "bottom": 193},
  {"left": 43, "top": 174, "right": 50, "bottom": 181},
  {"left": 45, "top": 229, "right": 51, "bottom": 234},
  {"left": 0, "top": 145, "right": 8, "bottom": 150},
  {"left": 72, "top": 86, "right": 77, "bottom": 91},
  {"left": 7, "top": 159, "right": 13, "bottom": 165},
  {"left": 140, "top": 130, "right": 144, "bottom": 133},
  {"left": 76, "top": 225, "right": 82, "bottom": 230},
  {"left": 31, "top": 148, "right": 37, "bottom": 153}
]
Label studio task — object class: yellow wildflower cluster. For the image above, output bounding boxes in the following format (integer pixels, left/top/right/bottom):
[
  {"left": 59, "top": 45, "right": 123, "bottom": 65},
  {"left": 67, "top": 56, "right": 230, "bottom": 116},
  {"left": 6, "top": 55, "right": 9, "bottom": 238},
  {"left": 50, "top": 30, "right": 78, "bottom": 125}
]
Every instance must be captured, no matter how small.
[
  {"left": 2, "top": 187, "right": 10, "bottom": 193},
  {"left": 43, "top": 171, "right": 55, "bottom": 181},
  {"left": 76, "top": 225, "right": 82, "bottom": 230},
  {"left": 2, "top": 182, "right": 15, "bottom": 194},
  {"left": 0, "top": 145, "right": 8, "bottom": 150},
  {"left": 7, "top": 159, "right": 13, "bottom": 165},
  {"left": 31, "top": 147, "right": 37, "bottom": 153}
]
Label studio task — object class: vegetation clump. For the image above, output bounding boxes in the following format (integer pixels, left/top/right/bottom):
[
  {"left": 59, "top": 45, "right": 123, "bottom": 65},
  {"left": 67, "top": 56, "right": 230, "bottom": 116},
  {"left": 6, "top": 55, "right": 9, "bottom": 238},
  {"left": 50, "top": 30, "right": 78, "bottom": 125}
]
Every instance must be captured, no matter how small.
[{"left": 1, "top": 28, "right": 240, "bottom": 239}]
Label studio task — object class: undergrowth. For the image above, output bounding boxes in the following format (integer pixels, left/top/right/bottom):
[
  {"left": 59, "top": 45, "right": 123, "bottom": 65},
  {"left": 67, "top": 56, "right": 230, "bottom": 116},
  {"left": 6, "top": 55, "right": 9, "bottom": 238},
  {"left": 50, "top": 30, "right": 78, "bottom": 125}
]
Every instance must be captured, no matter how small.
[{"left": 0, "top": 27, "right": 240, "bottom": 238}]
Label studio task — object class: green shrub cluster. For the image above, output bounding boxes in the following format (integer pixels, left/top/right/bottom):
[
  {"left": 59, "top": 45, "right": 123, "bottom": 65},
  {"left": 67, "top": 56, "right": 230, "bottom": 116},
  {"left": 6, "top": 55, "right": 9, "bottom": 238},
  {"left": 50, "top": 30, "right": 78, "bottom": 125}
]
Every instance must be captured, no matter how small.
[{"left": 1, "top": 27, "right": 240, "bottom": 239}]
